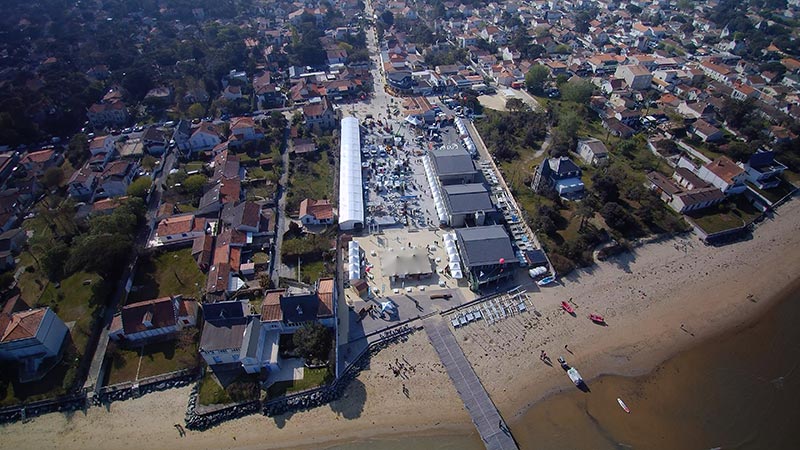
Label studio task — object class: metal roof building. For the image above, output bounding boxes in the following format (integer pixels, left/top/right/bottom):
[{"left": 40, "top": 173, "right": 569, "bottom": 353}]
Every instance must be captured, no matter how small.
[{"left": 338, "top": 116, "right": 364, "bottom": 231}]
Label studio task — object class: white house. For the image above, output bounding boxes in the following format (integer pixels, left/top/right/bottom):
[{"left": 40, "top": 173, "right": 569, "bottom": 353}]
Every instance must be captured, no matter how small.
[
  {"left": 577, "top": 138, "right": 609, "bottom": 166},
  {"left": 741, "top": 151, "right": 787, "bottom": 189},
  {"left": 698, "top": 156, "right": 747, "bottom": 195},
  {"left": 229, "top": 117, "right": 262, "bottom": 143},
  {"left": 89, "top": 135, "right": 117, "bottom": 156},
  {"left": 93, "top": 160, "right": 139, "bottom": 200},
  {"left": 259, "top": 278, "right": 335, "bottom": 334},
  {"left": 0, "top": 296, "right": 68, "bottom": 382},
  {"left": 189, "top": 124, "right": 222, "bottom": 152},
  {"left": 199, "top": 301, "right": 250, "bottom": 366},
  {"left": 152, "top": 214, "right": 209, "bottom": 247},
  {"left": 239, "top": 319, "right": 280, "bottom": 375},
  {"left": 614, "top": 64, "right": 652, "bottom": 90},
  {"left": 298, "top": 198, "right": 334, "bottom": 225},
  {"left": 109, "top": 296, "right": 198, "bottom": 344}
]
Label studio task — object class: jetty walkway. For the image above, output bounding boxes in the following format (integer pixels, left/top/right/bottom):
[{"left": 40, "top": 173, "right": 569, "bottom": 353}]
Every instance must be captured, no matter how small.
[{"left": 424, "top": 316, "right": 518, "bottom": 450}]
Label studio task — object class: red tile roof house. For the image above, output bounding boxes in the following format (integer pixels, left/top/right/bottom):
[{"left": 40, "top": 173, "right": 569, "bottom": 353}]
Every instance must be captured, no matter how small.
[
  {"left": 109, "top": 296, "right": 198, "bottom": 345},
  {"left": 20, "top": 149, "right": 64, "bottom": 177},
  {"left": 260, "top": 277, "right": 335, "bottom": 333},
  {"left": 698, "top": 156, "right": 748, "bottom": 195},
  {"left": 298, "top": 198, "right": 334, "bottom": 225},
  {"left": 152, "top": 214, "right": 209, "bottom": 247},
  {"left": 0, "top": 295, "right": 69, "bottom": 382}
]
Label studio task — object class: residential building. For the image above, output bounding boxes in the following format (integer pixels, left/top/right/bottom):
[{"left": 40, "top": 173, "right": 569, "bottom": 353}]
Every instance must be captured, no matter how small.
[
  {"left": 690, "top": 119, "right": 723, "bottom": 142},
  {"left": 153, "top": 214, "right": 209, "bottom": 247},
  {"left": 698, "top": 156, "right": 747, "bottom": 195},
  {"left": 198, "top": 300, "right": 250, "bottom": 367},
  {"left": 741, "top": 151, "right": 787, "bottom": 189},
  {"left": 87, "top": 100, "right": 129, "bottom": 127},
  {"left": 646, "top": 171, "right": 725, "bottom": 213},
  {"left": 299, "top": 198, "right": 334, "bottom": 225},
  {"left": 20, "top": 150, "right": 63, "bottom": 177},
  {"left": 260, "top": 280, "right": 335, "bottom": 333},
  {"left": 109, "top": 296, "right": 198, "bottom": 344},
  {"left": 532, "top": 157, "right": 585, "bottom": 199},
  {"left": 94, "top": 160, "right": 138, "bottom": 200},
  {"left": 0, "top": 295, "right": 69, "bottom": 382},
  {"left": 577, "top": 138, "right": 609, "bottom": 166},
  {"left": 229, "top": 117, "right": 263, "bottom": 144},
  {"left": 302, "top": 97, "right": 337, "bottom": 130},
  {"left": 189, "top": 124, "right": 222, "bottom": 153},
  {"left": 614, "top": 64, "right": 653, "bottom": 90}
]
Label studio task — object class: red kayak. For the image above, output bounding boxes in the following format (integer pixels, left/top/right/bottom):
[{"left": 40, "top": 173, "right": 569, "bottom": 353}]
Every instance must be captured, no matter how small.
[
  {"left": 589, "top": 314, "right": 605, "bottom": 324},
  {"left": 561, "top": 301, "right": 575, "bottom": 314}
]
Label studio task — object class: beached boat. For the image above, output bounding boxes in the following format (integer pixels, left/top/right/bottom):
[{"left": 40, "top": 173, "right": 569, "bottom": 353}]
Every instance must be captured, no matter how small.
[
  {"left": 589, "top": 314, "right": 605, "bottom": 324},
  {"left": 537, "top": 275, "right": 556, "bottom": 286},
  {"left": 567, "top": 367, "right": 583, "bottom": 386},
  {"left": 617, "top": 398, "right": 631, "bottom": 413},
  {"left": 561, "top": 301, "right": 575, "bottom": 314}
]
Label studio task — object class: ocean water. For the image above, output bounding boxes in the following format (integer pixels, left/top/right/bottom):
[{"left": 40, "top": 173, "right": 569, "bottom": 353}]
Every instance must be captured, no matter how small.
[
  {"left": 333, "top": 278, "right": 800, "bottom": 450},
  {"left": 512, "top": 278, "right": 800, "bottom": 450}
]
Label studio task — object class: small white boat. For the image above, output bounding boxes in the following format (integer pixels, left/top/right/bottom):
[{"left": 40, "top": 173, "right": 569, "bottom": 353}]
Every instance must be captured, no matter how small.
[
  {"left": 537, "top": 275, "right": 556, "bottom": 287},
  {"left": 617, "top": 398, "right": 630, "bottom": 413},
  {"left": 567, "top": 367, "right": 583, "bottom": 386}
]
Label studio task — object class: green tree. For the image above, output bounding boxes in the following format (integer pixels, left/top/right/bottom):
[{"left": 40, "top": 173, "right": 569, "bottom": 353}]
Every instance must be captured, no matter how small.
[
  {"left": 41, "top": 167, "right": 64, "bottom": 190},
  {"left": 600, "top": 202, "right": 634, "bottom": 231},
  {"left": 67, "top": 133, "right": 89, "bottom": 167},
  {"left": 505, "top": 98, "right": 527, "bottom": 112},
  {"left": 380, "top": 10, "right": 395, "bottom": 26},
  {"left": 293, "top": 322, "right": 332, "bottom": 362},
  {"left": 127, "top": 177, "right": 152, "bottom": 198},
  {"left": 525, "top": 64, "right": 549, "bottom": 95},
  {"left": 67, "top": 233, "right": 133, "bottom": 279},
  {"left": 187, "top": 103, "right": 205, "bottom": 119},
  {"left": 560, "top": 78, "right": 595, "bottom": 104},
  {"left": 41, "top": 242, "right": 70, "bottom": 281},
  {"left": 183, "top": 174, "right": 208, "bottom": 198}
]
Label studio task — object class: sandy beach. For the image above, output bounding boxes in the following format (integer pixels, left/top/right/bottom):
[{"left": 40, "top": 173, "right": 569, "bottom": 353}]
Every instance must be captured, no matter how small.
[{"left": 2, "top": 199, "right": 799, "bottom": 449}]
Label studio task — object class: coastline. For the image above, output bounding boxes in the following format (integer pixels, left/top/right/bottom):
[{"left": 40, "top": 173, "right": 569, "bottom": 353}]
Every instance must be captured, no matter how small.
[{"left": 2, "top": 198, "right": 799, "bottom": 449}]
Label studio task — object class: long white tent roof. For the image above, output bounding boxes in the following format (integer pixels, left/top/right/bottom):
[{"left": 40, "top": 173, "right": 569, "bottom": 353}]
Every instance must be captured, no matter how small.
[{"left": 338, "top": 117, "right": 364, "bottom": 230}]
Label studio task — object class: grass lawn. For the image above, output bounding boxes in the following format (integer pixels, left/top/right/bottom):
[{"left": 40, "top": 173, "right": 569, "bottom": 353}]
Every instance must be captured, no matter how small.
[
  {"left": 286, "top": 151, "right": 334, "bottom": 213},
  {"left": 783, "top": 169, "right": 800, "bottom": 185},
  {"left": 176, "top": 203, "right": 197, "bottom": 213},
  {"left": 266, "top": 366, "right": 333, "bottom": 399},
  {"left": 36, "top": 272, "right": 105, "bottom": 353},
  {"left": 198, "top": 371, "right": 260, "bottom": 406},
  {"left": 289, "top": 260, "right": 332, "bottom": 284},
  {"left": 247, "top": 167, "right": 268, "bottom": 179},
  {"left": 688, "top": 196, "right": 761, "bottom": 234},
  {"left": 184, "top": 161, "right": 205, "bottom": 173},
  {"left": 128, "top": 248, "right": 206, "bottom": 303},
  {"left": 251, "top": 251, "right": 270, "bottom": 265},
  {"left": 246, "top": 184, "right": 277, "bottom": 202},
  {"left": 746, "top": 179, "right": 797, "bottom": 204},
  {"left": 105, "top": 339, "right": 199, "bottom": 385}
]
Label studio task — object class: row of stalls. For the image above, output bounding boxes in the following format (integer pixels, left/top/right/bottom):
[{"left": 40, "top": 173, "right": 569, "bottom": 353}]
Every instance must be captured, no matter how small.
[
  {"left": 348, "top": 240, "right": 361, "bottom": 281},
  {"left": 442, "top": 232, "right": 464, "bottom": 279},
  {"left": 455, "top": 117, "right": 477, "bottom": 157},
  {"left": 422, "top": 155, "right": 449, "bottom": 226}
]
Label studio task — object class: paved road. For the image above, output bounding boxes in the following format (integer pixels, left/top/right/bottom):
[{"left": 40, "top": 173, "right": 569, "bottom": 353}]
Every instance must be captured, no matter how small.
[
  {"left": 270, "top": 125, "right": 292, "bottom": 286},
  {"left": 424, "top": 315, "right": 518, "bottom": 450}
]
